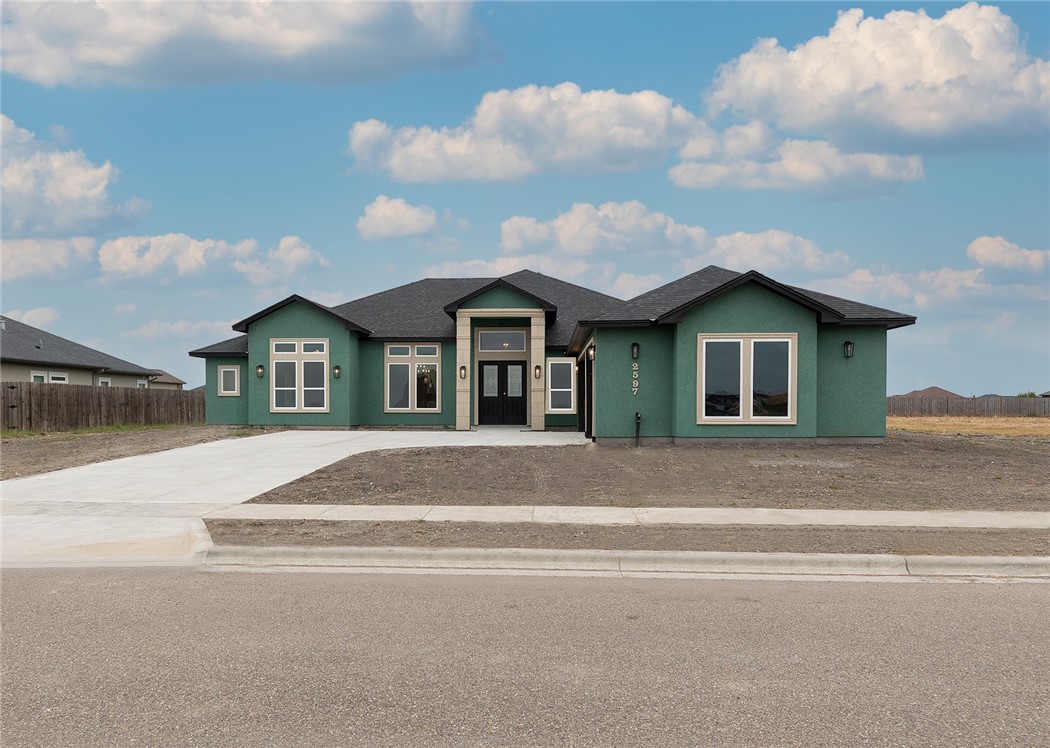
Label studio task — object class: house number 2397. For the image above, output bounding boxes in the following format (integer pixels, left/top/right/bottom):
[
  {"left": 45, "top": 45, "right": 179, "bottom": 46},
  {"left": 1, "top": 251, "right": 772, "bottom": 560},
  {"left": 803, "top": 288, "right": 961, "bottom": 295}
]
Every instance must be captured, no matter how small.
[{"left": 631, "top": 362, "right": 639, "bottom": 396}]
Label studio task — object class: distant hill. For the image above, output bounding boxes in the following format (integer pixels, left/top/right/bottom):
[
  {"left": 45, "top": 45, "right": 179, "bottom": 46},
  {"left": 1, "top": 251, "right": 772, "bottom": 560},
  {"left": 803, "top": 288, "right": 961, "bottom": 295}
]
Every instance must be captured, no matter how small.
[{"left": 899, "top": 386, "right": 963, "bottom": 398}]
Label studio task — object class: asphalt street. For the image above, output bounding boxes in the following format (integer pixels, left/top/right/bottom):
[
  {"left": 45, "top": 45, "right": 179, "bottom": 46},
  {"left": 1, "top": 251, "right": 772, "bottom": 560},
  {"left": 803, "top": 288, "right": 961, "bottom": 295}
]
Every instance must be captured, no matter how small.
[{"left": 2, "top": 568, "right": 1048, "bottom": 747}]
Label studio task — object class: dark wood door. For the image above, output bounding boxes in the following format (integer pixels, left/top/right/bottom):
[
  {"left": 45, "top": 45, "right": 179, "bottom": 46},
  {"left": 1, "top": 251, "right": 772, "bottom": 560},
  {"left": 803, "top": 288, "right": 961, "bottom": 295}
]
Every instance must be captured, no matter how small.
[{"left": 478, "top": 361, "right": 527, "bottom": 425}]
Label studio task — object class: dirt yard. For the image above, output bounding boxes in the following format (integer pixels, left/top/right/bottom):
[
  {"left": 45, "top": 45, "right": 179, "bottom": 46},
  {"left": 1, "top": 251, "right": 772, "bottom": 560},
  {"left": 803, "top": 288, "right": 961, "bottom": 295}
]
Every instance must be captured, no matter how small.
[
  {"left": 251, "top": 431, "right": 1050, "bottom": 512},
  {"left": 204, "top": 520, "right": 1050, "bottom": 557},
  {"left": 0, "top": 425, "right": 281, "bottom": 480}
]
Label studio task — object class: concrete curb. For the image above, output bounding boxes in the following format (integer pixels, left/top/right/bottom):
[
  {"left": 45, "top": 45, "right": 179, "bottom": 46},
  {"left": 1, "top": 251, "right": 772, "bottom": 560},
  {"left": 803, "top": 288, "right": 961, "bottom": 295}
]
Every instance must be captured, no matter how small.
[{"left": 204, "top": 545, "right": 1050, "bottom": 578}]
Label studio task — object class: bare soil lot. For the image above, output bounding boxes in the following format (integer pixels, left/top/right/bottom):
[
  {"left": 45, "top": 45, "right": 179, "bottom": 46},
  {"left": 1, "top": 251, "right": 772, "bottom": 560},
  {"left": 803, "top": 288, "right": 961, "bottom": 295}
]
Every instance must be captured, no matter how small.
[
  {"left": 205, "top": 519, "right": 1050, "bottom": 557},
  {"left": 251, "top": 431, "right": 1050, "bottom": 512},
  {"left": 0, "top": 426, "right": 280, "bottom": 480}
]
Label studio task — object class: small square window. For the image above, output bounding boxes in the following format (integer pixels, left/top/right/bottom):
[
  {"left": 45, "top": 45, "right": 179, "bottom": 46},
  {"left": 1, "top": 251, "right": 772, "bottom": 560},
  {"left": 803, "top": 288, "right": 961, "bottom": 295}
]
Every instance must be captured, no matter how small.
[{"left": 218, "top": 366, "right": 240, "bottom": 396}]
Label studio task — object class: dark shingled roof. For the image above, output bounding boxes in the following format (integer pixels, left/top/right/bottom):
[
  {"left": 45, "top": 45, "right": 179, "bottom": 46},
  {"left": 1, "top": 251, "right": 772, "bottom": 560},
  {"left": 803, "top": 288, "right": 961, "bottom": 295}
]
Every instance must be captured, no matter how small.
[
  {"left": 333, "top": 277, "right": 488, "bottom": 340},
  {"left": 188, "top": 335, "right": 248, "bottom": 358},
  {"left": 189, "top": 267, "right": 915, "bottom": 359},
  {"left": 331, "top": 270, "right": 621, "bottom": 347},
  {"left": 1, "top": 315, "right": 156, "bottom": 375},
  {"left": 588, "top": 266, "right": 915, "bottom": 328},
  {"left": 589, "top": 266, "right": 743, "bottom": 323}
]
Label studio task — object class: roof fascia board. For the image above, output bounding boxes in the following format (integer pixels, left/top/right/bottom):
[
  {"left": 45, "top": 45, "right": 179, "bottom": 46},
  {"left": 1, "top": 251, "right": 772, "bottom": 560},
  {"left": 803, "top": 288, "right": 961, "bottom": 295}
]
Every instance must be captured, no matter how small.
[
  {"left": 657, "top": 271, "right": 846, "bottom": 325},
  {"left": 188, "top": 350, "right": 248, "bottom": 359},
  {"left": 232, "top": 294, "right": 371, "bottom": 335}
]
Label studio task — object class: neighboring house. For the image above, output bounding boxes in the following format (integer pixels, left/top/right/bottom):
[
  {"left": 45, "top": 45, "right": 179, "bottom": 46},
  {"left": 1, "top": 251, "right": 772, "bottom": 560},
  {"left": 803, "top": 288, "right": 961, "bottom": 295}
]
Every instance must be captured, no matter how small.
[
  {"left": 1, "top": 315, "right": 156, "bottom": 388},
  {"left": 150, "top": 370, "right": 186, "bottom": 390},
  {"left": 1041, "top": 391, "right": 1050, "bottom": 398},
  {"left": 189, "top": 266, "right": 916, "bottom": 441},
  {"left": 901, "top": 386, "right": 963, "bottom": 398}
]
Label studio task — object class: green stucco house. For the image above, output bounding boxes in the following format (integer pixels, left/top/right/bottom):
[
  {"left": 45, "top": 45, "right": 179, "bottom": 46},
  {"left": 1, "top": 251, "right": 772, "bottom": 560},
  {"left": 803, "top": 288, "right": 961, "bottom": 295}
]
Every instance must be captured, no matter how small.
[{"left": 189, "top": 267, "right": 915, "bottom": 442}]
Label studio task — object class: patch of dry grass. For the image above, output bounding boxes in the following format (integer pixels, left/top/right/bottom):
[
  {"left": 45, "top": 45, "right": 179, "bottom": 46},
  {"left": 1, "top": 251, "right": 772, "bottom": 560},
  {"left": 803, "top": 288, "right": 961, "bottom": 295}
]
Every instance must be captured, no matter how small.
[{"left": 887, "top": 416, "right": 1050, "bottom": 437}]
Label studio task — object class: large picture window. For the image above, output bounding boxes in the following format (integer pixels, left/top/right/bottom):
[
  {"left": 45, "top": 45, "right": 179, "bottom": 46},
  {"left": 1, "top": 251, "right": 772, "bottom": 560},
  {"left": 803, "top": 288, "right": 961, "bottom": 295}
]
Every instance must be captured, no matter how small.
[
  {"left": 697, "top": 334, "right": 796, "bottom": 424},
  {"left": 385, "top": 343, "right": 440, "bottom": 412},
  {"left": 270, "top": 339, "right": 329, "bottom": 413},
  {"left": 546, "top": 358, "right": 576, "bottom": 413}
]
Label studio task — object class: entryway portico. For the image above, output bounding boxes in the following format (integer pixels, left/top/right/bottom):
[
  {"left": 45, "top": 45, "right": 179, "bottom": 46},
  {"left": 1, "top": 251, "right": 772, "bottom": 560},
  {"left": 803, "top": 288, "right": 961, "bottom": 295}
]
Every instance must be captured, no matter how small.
[{"left": 454, "top": 305, "right": 548, "bottom": 431}]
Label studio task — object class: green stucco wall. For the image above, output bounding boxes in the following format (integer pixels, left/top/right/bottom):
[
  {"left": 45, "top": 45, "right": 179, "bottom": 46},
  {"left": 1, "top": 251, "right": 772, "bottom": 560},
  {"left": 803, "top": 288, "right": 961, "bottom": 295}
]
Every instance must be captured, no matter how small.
[
  {"left": 816, "top": 325, "right": 887, "bottom": 437},
  {"left": 592, "top": 327, "right": 675, "bottom": 438},
  {"left": 673, "top": 283, "right": 819, "bottom": 438},
  {"left": 245, "top": 302, "right": 356, "bottom": 426},
  {"left": 203, "top": 357, "right": 248, "bottom": 424},
  {"left": 356, "top": 340, "right": 456, "bottom": 427},
  {"left": 461, "top": 287, "right": 540, "bottom": 310}
]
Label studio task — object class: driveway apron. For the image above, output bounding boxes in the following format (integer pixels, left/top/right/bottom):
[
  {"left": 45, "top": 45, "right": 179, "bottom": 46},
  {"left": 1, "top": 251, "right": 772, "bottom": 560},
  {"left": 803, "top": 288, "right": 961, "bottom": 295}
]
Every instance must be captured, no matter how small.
[{"left": 1, "top": 429, "right": 587, "bottom": 567}]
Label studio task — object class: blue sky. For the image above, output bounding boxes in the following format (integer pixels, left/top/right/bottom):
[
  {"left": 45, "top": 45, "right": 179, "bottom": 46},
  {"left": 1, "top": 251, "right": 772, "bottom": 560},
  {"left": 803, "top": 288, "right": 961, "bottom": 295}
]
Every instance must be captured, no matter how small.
[{"left": 2, "top": 1, "right": 1047, "bottom": 394}]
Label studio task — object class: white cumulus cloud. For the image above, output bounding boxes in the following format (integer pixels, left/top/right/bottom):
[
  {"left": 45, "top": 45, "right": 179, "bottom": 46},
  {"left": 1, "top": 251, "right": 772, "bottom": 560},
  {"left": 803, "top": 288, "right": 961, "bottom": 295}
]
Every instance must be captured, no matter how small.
[
  {"left": 812, "top": 267, "right": 989, "bottom": 309},
  {"left": 357, "top": 196, "right": 438, "bottom": 240},
  {"left": 349, "top": 82, "right": 698, "bottom": 181},
  {"left": 3, "top": 306, "right": 60, "bottom": 328},
  {"left": 1, "top": 115, "right": 147, "bottom": 236},
  {"left": 231, "top": 235, "right": 330, "bottom": 286},
  {"left": 99, "top": 233, "right": 257, "bottom": 278},
  {"left": 501, "top": 201, "right": 708, "bottom": 256},
  {"left": 1, "top": 237, "right": 96, "bottom": 280},
  {"left": 1, "top": 2, "right": 484, "bottom": 87},
  {"left": 966, "top": 236, "right": 1048, "bottom": 272},
  {"left": 679, "top": 230, "right": 852, "bottom": 274},
  {"left": 671, "top": 126, "right": 923, "bottom": 194},
  {"left": 121, "top": 319, "right": 236, "bottom": 340},
  {"left": 707, "top": 3, "right": 1050, "bottom": 144},
  {"left": 501, "top": 201, "right": 851, "bottom": 274}
]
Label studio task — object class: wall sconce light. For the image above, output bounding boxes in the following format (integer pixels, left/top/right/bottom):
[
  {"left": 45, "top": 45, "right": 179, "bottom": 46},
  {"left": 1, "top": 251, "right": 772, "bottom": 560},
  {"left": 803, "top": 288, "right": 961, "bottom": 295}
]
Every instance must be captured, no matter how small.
[
  {"left": 256, "top": 364, "right": 265, "bottom": 378},
  {"left": 459, "top": 365, "right": 467, "bottom": 380},
  {"left": 533, "top": 364, "right": 542, "bottom": 379},
  {"left": 631, "top": 342, "right": 640, "bottom": 360},
  {"left": 332, "top": 365, "right": 341, "bottom": 379},
  {"left": 588, "top": 346, "right": 596, "bottom": 361},
  {"left": 843, "top": 341, "right": 855, "bottom": 359}
]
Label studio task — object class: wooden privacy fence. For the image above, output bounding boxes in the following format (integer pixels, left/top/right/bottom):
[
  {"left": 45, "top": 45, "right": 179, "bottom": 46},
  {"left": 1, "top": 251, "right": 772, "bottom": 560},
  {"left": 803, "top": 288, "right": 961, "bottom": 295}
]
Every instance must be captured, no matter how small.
[
  {"left": 1, "top": 381, "right": 205, "bottom": 431},
  {"left": 887, "top": 396, "right": 1050, "bottom": 417}
]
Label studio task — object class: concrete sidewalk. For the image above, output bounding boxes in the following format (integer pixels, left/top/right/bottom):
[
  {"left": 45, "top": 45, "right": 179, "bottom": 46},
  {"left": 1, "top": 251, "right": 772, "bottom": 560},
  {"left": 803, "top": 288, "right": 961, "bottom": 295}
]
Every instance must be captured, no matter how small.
[
  {"left": 200, "top": 503, "right": 1050, "bottom": 529},
  {"left": 1, "top": 428, "right": 587, "bottom": 567}
]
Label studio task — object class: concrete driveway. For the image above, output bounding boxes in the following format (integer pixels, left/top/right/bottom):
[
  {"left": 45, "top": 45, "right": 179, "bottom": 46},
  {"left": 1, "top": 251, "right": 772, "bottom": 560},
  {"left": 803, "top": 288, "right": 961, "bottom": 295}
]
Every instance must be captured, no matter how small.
[{"left": 1, "top": 429, "right": 587, "bottom": 567}]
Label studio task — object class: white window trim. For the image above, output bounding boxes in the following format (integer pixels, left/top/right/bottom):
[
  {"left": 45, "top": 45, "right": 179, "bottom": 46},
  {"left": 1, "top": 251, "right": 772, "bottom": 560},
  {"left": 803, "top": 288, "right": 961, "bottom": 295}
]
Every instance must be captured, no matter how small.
[
  {"left": 696, "top": 333, "right": 797, "bottom": 425},
  {"left": 270, "top": 338, "right": 330, "bottom": 413},
  {"left": 384, "top": 343, "right": 441, "bottom": 413},
  {"left": 30, "top": 370, "right": 47, "bottom": 383},
  {"left": 137, "top": 379, "right": 149, "bottom": 388},
  {"left": 217, "top": 366, "right": 240, "bottom": 397},
  {"left": 545, "top": 358, "right": 576, "bottom": 414},
  {"left": 98, "top": 377, "right": 112, "bottom": 387}
]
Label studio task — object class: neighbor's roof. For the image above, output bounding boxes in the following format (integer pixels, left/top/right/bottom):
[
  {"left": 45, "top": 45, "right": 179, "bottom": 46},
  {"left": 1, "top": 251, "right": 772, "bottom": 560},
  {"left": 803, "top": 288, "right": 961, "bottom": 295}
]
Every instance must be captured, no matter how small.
[
  {"left": 151, "top": 369, "right": 186, "bottom": 385},
  {"left": 901, "top": 386, "right": 963, "bottom": 398},
  {"left": 0, "top": 315, "right": 156, "bottom": 376}
]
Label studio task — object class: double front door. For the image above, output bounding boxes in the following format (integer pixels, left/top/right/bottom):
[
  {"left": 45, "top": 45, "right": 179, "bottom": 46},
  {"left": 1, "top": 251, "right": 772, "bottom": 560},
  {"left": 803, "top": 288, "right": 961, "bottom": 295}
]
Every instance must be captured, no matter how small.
[{"left": 478, "top": 361, "right": 527, "bottom": 425}]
